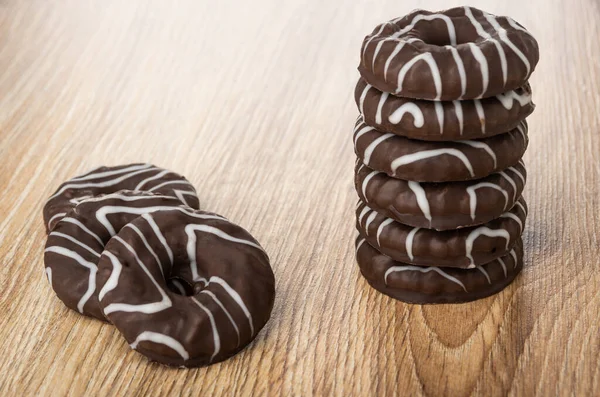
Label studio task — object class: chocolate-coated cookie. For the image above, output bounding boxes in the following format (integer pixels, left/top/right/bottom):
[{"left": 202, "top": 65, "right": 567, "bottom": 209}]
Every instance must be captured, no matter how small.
[
  {"left": 96, "top": 208, "right": 275, "bottom": 368},
  {"left": 355, "top": 161, "right": 526, "bottom": 230},
  {"left": 44, "top": 191, "right": 187, "bottom": 320},
  {"left": 354, "top": 116, "right": 528, "bottom": 182},
  {"left": 356, "top": 235, "right": 523, "bottom": 304},
  {"left": 43, "top": 163, "right": 199, "bottom": 233},
  {"left": 356, "top": 197, "right": 527, "bottom": 268},
  {"left": 359, "top": 7, "right": 539, "bottom": 100},
  {"left": 356, "top": 78, "right": 534, "bottom": 140}
]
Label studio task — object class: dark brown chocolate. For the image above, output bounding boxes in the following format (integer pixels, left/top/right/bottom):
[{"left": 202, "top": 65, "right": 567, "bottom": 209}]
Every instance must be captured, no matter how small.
[
  {"left": 355, "top": 78, "right": 534, "bottom": 140},
  {"left": 356, "top": 235, "right": 523, "bottom": 304},
  {"left": 354, "top": 116, "right": 528, "bottom": 182},
  {"left": 43, "top": 163, "right": 199, "bottom": 233},
  {"left": 44, "top": 191, "right": 187, "bottom": 320},
  {"left": 356, "top": 197, "right": 527, "bottom": 268},
  {"left": 355, "top": 162, "right": 527, "bottom": 230},
  {"left": 359, "top": 7, "right": 539, "bottom": 100},
  {"left": 96, "top": 208, "right": 275, "bottom": 368}
]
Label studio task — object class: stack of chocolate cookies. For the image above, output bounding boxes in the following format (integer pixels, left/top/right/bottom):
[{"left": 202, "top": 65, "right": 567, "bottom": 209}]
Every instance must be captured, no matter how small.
[{"left": 353, "top": 7, "right": 539, "bottom": 303}]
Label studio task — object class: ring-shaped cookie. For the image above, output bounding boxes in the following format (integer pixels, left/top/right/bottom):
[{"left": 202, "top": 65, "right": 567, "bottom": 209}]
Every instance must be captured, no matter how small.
[
  {"left": 96, "top": 208, "right": 275, "bottom": 367},
  {"left": 353, "top": 116, "right": 528, "bottom": 182},
  {"left": 355, "top": 161, "right": 526, "bottom": 230},
  {"left": 359, "top": 7, "right": 539, "bottom": 100},
  {"left": 356, "top": 236, "right": 523, "bottom": 304},
  {"left": 355, "top": 78, "right": 534, "bottom": 140},
  {"left": 356, "top": 197, "right": 527, "bottom": 268}
]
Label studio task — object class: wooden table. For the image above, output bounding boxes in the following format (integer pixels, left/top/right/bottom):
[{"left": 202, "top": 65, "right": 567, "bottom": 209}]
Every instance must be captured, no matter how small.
[{"left": 1, "top": 0, "right": 598, "bottom": 395}]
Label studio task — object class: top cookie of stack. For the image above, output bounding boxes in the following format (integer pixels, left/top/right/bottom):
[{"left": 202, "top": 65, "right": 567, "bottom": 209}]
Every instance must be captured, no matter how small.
[{"left": 353, "top": 7, "right": 539, "bottom": 304}]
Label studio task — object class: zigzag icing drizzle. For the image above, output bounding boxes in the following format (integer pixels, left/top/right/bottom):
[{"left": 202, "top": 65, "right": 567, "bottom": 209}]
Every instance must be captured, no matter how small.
[{"left": 362, "top": 7, "right": 535, "bottom": 98}]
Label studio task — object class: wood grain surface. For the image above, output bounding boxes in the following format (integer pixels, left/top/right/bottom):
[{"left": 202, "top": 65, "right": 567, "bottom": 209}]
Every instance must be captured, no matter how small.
[{"left": 0, "top": 0, "right": 598, "bottom": 396}]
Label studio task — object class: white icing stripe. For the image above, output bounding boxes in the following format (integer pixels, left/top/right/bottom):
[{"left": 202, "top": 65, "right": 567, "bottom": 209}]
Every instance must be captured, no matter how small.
[
  {"left": 364, "top": 212, "right": 377, "bottom": 235},
  {"left": 45, "top": 267, "right": 52, "bottom": 287},
  {"left": 61, "top": 217, "right": 104, "bottom": 246},
  {"left": 391, "top": 149, "right": 475, "bottom": 177},
  {"left": 477, "top": 266, "right": 492, "bottom": 284},
  {"left": 500, "top": 212, "right": 523, "bottom": 234},
  {"left": 358, "top": 84, "right": 372, "bottom": 116},
  {"left": 383, "top": 42, "right": 406, "bottom": 79},
  {"left": 466, "top": 183, "right": 509, "bottom": 221},
  {"left": 509, "top": 166, "right": 526, "bottom": 184},
  {"left": 357, "top": 206, "right": 370, "bottom": 224},
  {"left": 130, "top": 331, "right": 189, "bottom": 361},
  {"left": 361, "top": 170, "right": 381, "bottom": 202},
  {"left": 453, "top": 100, "right": 464, "bottom": 135},
  {"left": 98, "top": 251, "right": 123, "bottom": 301},
  {"left": 353, "top": 125, "right": 375, "bottom": 146},
  {"left": 44, "top": 246, "right": 97, "bottom": 313},
  {"left": 465, "top": 227, "right": 510, "bottom": 266},
  {"left": 500, "top": 171, "right": 518, "bottom": 202},
  {"left": 197, "top": 276, "right": 255, "bottom": 336},
  {"left": 362, "top": 22, "right": 390, "bottom": 60},
  {"left": 49, "top": 231, "right": 101, "bottom": 257},
  {"left": 125, "top": 223, "right": 164, "bottom": 277},
  {"left": 363, "top": 133, "right": 394, "bottom": 166},
  {"left": 47, "top": 212, "right": 67, "bottom": 230},
  {"left": 447, "top": 46, "right": 467, "bottom": 99},
  {"left": 174, "top": 190, "right": 193, "bottom": 207},
  {"left": 47, "top": 167, "right": 158, "bottom": 201},
  {"left": 170, "top": 279, "right": 187, "bottom": 295},
  {"left": 468, "top": 43, "right": 489, "bottom": 97},
  {"left": 384, "top": 265, "right": 467, "bottom": 292},
  {"left": 102, "top": 236, "right": 172, "bottom": 315},
  {"left": 142, "top": 213, "right": 174, "bottom": 265},
  {"left": 434, "top": 101, "right": 444, "bottom": 135},
  {"left": 356, "top": 238, "right": 366, "bottom": 254},
  {"left": 396, "top": 53, "right": 442, "bottom": 100},
  {"left": 388, "top": 103, "right": 424, "bottom": 127},
  {"left": 191, "top": 297, "right": 221, "bottom": 361},
  {"left": 510, "top": 249, "right": 518, "bottom": 268},
  {"left": 135, "top": 169, "right": 172, "bottom": 190},
  {"left": 377, "top": 219, "right": 393, "bottom": 247},
  {"left": 408, "top": 181, "right": 432, "bottom": 224},
  {"left": 516, "top": 201, "right": 527, "bottom": 215},
  {"left": 496, "top": 90, "right": 532, "bottom": 110},
  {"left": 486, "top": 14, "right": 532, "bottom": 77},
  {"left": 200, "top": 289, "right": 241, "bottom": 347},
  {"left": 473, "top": 99, "right": 486, "bottom": 134},
  {"left": 78, "top": 193, "right": 173, "bottom": 203},
  {"left": 147, "top": 180, "right": 193, "bottom": 192},
  {"left": 375, "top": 92, "right": 389, "bottom": 124},
  {"left": 465, "top": 6, "right": 507, "bottom": 85},
  {"left": 458, "top": 140, "right": 497, "bottom": 168},
  {"left": 405, "top": 228, "right": 420, "bottom": 261},
  {"left": 497, "top": 257, "right": 508, "bottom": 277},
  {"left": 70, "top": 164, "right": 153, "bottom": 183}
]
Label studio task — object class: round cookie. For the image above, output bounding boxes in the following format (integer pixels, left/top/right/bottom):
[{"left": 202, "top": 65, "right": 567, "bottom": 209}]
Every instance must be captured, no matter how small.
[
  {"left": 356, "top": 235, "right": 523, "bottom": 304},
  {"left": 96, "top": 208, "right": 275, "bottom": 368},
  {"left": 43, "top": 163, "right": 200, "bottom": 233},
  {"left": 355, "top": 78, "right": 534, "bottom": 140},
  {"left": 355, "top": 161, "right": 527, "bottom": 230},
  {"left": 354, "top": 116, "right": 528, "bottom": 182},
  {"left": 359, "top": 7, "right": 539, "bottom": 100},
  {"left": 44, "top": 191, "right": 188, "bottom": 320},
  {"left": 356, "top": 197, "right": 527, "bottom": 268}
]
